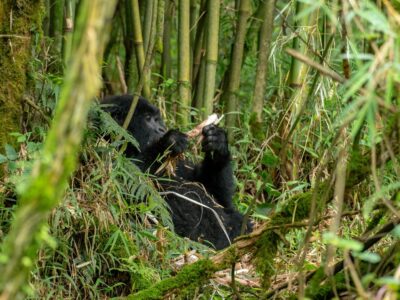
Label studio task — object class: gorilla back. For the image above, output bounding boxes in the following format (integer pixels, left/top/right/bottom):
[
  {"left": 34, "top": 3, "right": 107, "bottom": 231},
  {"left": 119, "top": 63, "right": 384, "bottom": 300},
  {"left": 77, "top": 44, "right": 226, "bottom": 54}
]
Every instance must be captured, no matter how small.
[{"left": 101, "top": 95, "right": 251, "bottom": 249}]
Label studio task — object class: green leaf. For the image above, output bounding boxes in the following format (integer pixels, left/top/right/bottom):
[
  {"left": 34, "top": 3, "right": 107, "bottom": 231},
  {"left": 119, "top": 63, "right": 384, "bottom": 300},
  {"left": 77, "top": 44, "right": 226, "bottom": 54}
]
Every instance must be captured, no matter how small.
[
  {"left": 262, "top": 150, "right": 279, "bottom": 167},
  {"left": 354, "top": 251, "right": 381, "bottom": 264},
  {"left": 323, "top": 232, "right": 363, "bottom": 251},
  {"left": 0, "top": 154, "right": 8, "bottom": 164},
  {"left": 138, "top": 230, "right": 158, "bottom": 241},
  {"left": 391, "top": 225, "right": 400, "bottom": 238},
  {"left": 10, "top": 132, "right": 27, "bottom": 143},
  {"left": 5, "top": 144, "right": 18, "bottom": 160},
  {"left": 376, "top": 276, "right": 400, "bottom": 288}
]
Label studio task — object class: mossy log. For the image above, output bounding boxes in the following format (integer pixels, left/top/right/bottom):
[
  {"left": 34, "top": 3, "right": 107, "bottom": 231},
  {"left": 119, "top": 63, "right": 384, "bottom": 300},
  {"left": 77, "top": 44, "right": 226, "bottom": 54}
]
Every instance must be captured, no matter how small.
[{"left": 124, "top": 187, "right": 323, "bottom": 299}]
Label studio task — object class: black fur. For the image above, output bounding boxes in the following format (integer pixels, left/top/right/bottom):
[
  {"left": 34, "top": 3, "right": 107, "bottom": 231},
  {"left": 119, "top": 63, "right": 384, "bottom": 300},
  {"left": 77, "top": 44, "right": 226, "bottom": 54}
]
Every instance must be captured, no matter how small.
[{"left": 101, "top": 95, "right": 250, "bottom": 249}]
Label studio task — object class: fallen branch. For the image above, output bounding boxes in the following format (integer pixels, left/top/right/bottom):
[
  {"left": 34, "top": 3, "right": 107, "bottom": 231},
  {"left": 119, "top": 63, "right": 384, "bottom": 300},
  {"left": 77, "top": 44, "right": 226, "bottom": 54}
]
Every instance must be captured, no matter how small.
[{"left": 124, "top": 214, "right": 355, "bottom": 299}]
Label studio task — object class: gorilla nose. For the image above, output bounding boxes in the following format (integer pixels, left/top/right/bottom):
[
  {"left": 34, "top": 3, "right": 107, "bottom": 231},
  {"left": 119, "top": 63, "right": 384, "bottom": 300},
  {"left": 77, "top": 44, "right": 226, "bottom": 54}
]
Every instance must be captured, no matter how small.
[{"left": 159, "top": 126, "right": 167, "bottom": 134}]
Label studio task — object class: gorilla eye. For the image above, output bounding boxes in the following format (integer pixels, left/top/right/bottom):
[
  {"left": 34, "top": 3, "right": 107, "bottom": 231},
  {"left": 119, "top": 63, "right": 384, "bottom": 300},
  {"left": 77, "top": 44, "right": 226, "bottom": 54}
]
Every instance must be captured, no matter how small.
[{"left": 145, "top": 115, "right": 152, "bottom": 122}]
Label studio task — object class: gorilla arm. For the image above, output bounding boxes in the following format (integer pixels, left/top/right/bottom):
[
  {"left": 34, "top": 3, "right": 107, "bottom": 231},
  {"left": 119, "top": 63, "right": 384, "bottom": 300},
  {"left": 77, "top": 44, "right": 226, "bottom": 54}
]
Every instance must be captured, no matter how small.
[
  {"left": 182, "top": 125, "right": 235, "bottom": 209},
  {"left": 136, "top": 129, "right": 189, "bottom": 174}
]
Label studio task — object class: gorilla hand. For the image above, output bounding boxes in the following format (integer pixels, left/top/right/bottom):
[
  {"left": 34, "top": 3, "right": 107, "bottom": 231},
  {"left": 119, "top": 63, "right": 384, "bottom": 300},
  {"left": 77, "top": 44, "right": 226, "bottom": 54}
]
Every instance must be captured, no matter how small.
[
  {"left": 202, "top": 125, "right": 229, "bottom": 157},
  {"left": 162, "top": 129, "right": 188, "bottom": 156}
]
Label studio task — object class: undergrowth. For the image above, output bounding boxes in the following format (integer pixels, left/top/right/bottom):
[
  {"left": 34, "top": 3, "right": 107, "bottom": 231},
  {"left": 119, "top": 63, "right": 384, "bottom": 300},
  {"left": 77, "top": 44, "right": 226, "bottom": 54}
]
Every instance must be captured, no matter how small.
[{"left": 0, "top": 119, "right": 215, "bottom": 298}]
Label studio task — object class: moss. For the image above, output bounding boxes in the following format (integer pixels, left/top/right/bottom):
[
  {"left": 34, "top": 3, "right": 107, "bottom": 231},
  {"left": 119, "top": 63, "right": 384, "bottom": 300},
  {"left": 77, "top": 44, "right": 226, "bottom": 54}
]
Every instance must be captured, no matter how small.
[
  {"left": 279, "top": 190, "right": 313, "bottom": 221},
  {"left": 279, "top": 181, "right": 328, "bottom": 222},
  {"left": 130, "top": 263, "right": 160, "bottom": 292},
  {"left": 305, "top": 268, "right": 347, "bottom": 299},
  {"left": 127, "top": 259, "right": 217, "bottom": 300},
  {"left": 254, "top": 231, "right": 279, "bottom": 289},
  {"left": 0, "top": 0, "right": 44, "bottom": 151},
  {"left": 346, "top": 149, "right": 370, "bottom": 188},
  {"left": 254, "top": 181, "right": 331, "bottom": 288},
  {"left": 249, "top": 112, "right": 265, "bottom": 141}
]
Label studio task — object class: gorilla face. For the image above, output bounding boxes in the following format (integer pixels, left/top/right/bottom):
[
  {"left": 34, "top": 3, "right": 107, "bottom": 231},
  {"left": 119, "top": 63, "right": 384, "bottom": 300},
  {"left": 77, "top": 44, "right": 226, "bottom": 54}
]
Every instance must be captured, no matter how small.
[{"left": 129, "top": 98, "right": 167, "bottom": 151}]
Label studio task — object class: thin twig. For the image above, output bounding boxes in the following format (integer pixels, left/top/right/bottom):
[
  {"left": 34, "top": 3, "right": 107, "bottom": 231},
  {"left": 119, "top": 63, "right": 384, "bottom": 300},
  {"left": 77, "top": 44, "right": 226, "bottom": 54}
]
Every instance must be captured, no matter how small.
[
  {"left": 344, "top": 250, "right": 370, "bottom": 299},
  {"left": 0, "top": 34, "right": 29, "bottom": 39},
  {"left": 285, "top": 48, "right": 345, "bottom": 83}
]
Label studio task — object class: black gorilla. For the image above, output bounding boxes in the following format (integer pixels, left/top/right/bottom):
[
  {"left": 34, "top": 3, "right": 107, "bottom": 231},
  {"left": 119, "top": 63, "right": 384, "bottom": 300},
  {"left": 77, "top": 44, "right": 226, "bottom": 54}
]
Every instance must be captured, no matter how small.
[{"left": 101, "top": 95, "right": 250, "bottom": 249}]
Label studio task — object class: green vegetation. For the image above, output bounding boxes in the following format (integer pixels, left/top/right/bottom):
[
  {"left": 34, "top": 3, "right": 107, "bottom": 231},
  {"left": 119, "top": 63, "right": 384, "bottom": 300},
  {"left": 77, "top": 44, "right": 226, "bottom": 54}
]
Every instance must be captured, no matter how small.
[{"left": 1, "top": 0, "right": 400, "bottom": 299}]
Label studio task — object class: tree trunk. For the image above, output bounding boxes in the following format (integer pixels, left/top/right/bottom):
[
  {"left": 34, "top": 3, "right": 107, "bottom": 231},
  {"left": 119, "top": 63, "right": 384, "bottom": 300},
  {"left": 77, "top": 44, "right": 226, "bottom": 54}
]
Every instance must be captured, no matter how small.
[{"left": 0, "top": 0, "right": 44, "bottom": 176}]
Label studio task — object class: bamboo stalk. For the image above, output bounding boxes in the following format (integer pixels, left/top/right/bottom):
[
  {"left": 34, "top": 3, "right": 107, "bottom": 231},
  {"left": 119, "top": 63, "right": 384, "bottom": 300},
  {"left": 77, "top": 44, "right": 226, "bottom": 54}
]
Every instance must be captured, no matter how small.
[
  {"left": 189, "top": 0, "right": 198, "bottom": 82},
  {"left": 142, "top": 0, "right": 153, "bottom": 53},
  {"left": 203, "top": 0, "right": 220, "bottom": 119},
  {"left": 156, "top": 0, "right": 165, "bottom": 54},
  {"left": 62, "top": 0, "right": 75, "bottom": 65},
  {"left": 121, "top": 0, "right": 159, "bottom": 134},
  {"left": 161, "top": 0, "right": 174, "bottom": 80},
  {"left": 224, "top": 0, "right": 252, "bottom": 141},
  {"left": 49, "top": 0, "right": 65, "bottom": 64},
  {"left": 191, "top": 0, "right": 207, "bottom": 88},
  {"left": 249, "top": 0, "right": 275, "bottom": 140},
  {"left": 129, "top": 0, "right": 151, "bottom": 98},
  {"left": 287, "top": 1, "right": 314, "bottom": 117},
  {"left": 278, "top": 0, "right": 316, "bottom": 181},
  {"left": 124, "top": 0, "right": 136, "bottom": 88},
  {"left": 178, "top": 0, "right": 191, "bottom": 126},
  {"left": 190, "top": 0, "right": 198, "bottom": 47},
  {"left": 194, "top": 49, "right": 206, "bottom": 113},
  {"left": 0, "top": 1, "right": 117, "bottom": 298}
]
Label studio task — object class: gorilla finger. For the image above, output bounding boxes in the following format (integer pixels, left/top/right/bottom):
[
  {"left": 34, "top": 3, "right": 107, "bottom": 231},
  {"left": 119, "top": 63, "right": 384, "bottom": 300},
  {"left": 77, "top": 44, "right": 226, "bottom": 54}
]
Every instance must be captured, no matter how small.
[
  {"left": 176, "top": 138, "right": 188, "bottom": 149},
  {"left": 202, "top": 140, "right": 213, "bottom": 150},
  {"left": 205, "top": 135, "right": 218, "bottom": 143},
  {"left": 203, "top": 140, "right": 223, "bottom": 152},
  {"left": 202, "top": 137, "right": 217, "bottom": 147},
  {"left": 202, "top": 124, "right": 217, "bottom": 135}
]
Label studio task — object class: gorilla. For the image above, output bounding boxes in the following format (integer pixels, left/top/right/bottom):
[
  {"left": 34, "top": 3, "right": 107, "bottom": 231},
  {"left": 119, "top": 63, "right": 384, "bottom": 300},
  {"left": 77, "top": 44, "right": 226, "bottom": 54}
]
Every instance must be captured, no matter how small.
[{"left": 101, "top": 95, "right": 250, "bottom": 249}]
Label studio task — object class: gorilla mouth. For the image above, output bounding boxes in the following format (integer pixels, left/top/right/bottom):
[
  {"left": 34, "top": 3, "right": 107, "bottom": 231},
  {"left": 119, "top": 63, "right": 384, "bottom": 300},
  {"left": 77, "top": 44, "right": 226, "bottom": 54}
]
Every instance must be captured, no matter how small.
[{"left": 146, "top": 133, "right": 164, "bottom": 147}]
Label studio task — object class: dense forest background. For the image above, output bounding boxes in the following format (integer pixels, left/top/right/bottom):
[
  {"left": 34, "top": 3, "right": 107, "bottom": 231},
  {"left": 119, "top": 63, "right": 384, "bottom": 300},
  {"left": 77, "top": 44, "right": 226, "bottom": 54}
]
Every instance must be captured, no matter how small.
[{"left": 1, "top": 0, "right": 400, "bottom": 299}]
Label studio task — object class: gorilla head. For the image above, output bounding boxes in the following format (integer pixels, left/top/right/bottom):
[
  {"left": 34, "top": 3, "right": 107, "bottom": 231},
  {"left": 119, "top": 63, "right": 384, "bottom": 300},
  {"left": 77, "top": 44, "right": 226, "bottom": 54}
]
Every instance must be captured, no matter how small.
[{"left": 102, "top": 95, "right": 167, "bottom": 152}]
